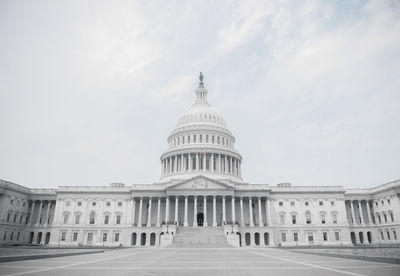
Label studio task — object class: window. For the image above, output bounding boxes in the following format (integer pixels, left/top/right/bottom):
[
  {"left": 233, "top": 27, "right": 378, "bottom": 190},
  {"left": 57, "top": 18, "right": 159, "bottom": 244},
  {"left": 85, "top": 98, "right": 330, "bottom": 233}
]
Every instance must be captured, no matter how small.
[
  {"left": 381, "top": 200, "right": 384, "bottom": 205},
  {"left": 61, "top": 232, "right": 66, "bottom": 241},
  {"left": 116, "top": 215, "right": 121, "bottom": 224},
  {"left": 66, "top": 201, "right": 71, "bottom": 206},
  {"left": 206, "top": 135, "right": 209, "bottom": 143},
  {"left": 390, "top": 213, "right": 394, "bottom": 222},
  {"left": 381, "top": 231, "right": 384, "bottom": 240},
  {"left": 117, "top": 202, "right": 122, "bottom": 207},
  {"left": 106, "top": 202, "right": 110, "bottom": 207},
  {"left": 73, "top": 232, "right": 78, "bottom": 242},
  {"left": 308, "top": 232, "right": 314, "bottom": 242},
  {"left": 217, "top": 136, "right": 220, "bottom": 144},
  {"left": 188, "top": 135, "right": 191, "bottom": 143},
  {"left": 378, "top": 214, "right": 381, "bottom": 224},
  {"left": 23, "top": 202, "right": 26, "bottom": 207},
  {"left": 20, "top": 215, "right": 23, "bottom": 224},
  {"left": 321, "top": 216, "right": 326, "bottom": 224},
  {"left": 305, "top": 201, "right": 309, "bottom": 206},
  {"left": 16, "top": 232, "right": 20, "bottom": 241},
  {"left": 13, "top": 214, "right": 17, "bottom": 223},
  {"left": 63, "top": 214, "right": 69, "bottom": 224},
  {"left": 75, "top": 215, "right": 80, "bottom": 224},
  {"left": 306, "top": 216, "right": 311, "bottom": 224},
  {"left": 194, "top": 135, "right": 197, "bottom": 143},
  {"left": 211, "top": 135, "right": 214, "bottom": 143},
  {"left": 92, "top": 202, "right": 96, "bottom": 207},
  {"left": 115, "top": 233, "right": 120, "bottom": 242},
  {"left": 335, "top": 232, "right": 340, "bottom": 241},
  {"left": 199, "top": 135, "right": 202, "bottom": 143},
  {"left": 319, "top": 201, "right": 323, "bottom": 206},
  {"left": 332, "top": 214, "right": 338, "bottom": 224},
  {"left": 89, "top": 211, "right": 95, "bottom": 224},
  {"left": 279, "top": 202, "right": 283, "bottom": 206},
  {"left": 388, "top": 199, "right": 391, "bottom": 204},
  {"left": 3, "top": 231, "right": 7, "bottom": 240},
  {"left": 281, "top": 233, "right": 286, "bottom": 242},
  {"left": 222, "top": 137, "right": 225, "bottom": 145},
  {"left": 10, "top": 199, "right": 13, "bottom": 204},
  {"left": 10, "top": 232, "right": 14, "bottom": 240},
  {"left": 384, "top": 214, "right": 387, "bottom": 223},
  {"left": 87, "top": 233, "right": 93, "bottom": 242},
  {"left": 290, "top": 201, "right": 295, "bottom": 206},
  {"left": 331, "top": 201, "right": 335, "bottom": 206},
  {"left": 104, "top": 215, "right": 109, "bottom": 225},
  {"left": 6, "top": 213, "right": 10, "bottom": 222},
  {"left": 293, "top": 233, "right": 298, "bottom": 242},
  {"left": 375, "top": 202, "right": 378, "bottom": 206},
  {"left": 103, "top": 233, "right": 108, "bottom": 242},
  {"left": 393, "top": 231, "right": 397, "bottom": 240},
  {"left": 387, "top": 231, "right": 391, "bottom": 240},
  {"left": 280, "top": 215, "right": 285, "bottom": 224},
  {"left": 323, "top": 232, "right": 328, "bottom": 241},
  {"left": 77, "top": 201, "right": 82, "bottom": 206},
  {"left": 292, "top": 215, "right": 297, "bottom": 224}
]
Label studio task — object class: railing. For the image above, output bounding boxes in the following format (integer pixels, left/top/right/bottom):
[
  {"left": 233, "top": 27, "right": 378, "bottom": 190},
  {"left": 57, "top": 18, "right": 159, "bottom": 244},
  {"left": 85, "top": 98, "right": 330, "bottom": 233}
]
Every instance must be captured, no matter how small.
[
  {"left": 161, "top": 221, "right": 177, "bottom": 226},
  {"left": 223, "top": 221, "right": 239, "bottom": 226}
]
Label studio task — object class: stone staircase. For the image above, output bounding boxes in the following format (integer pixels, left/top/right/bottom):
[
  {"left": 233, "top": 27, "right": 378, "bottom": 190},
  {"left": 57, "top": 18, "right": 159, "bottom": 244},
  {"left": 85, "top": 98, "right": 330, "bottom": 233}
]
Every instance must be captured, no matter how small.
[{"left": 170, "top": 227, "right": 229, "bottom": 248}]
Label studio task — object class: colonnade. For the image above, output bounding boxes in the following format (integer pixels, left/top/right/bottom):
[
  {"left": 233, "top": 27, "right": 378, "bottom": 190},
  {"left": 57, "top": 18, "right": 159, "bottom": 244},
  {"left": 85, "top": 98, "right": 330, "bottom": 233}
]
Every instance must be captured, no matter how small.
[
  {"left": 161, "top": 153, "right": 241, "bottom": 177},
  {"left": 346, "top": 199, "right": 374, "bottom": 225},
  {"left": 132, "top": 195, "right": 271, "bottom": 228},
  {"left": 28, "top": 200, "right": 55, "bottom": 227}
]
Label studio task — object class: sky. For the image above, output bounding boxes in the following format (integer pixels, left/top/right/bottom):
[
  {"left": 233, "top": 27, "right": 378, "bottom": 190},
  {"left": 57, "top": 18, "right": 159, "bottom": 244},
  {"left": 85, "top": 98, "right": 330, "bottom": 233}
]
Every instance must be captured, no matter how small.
[{"left": 0, "top": 0, "right": 399, "bottom": 189}]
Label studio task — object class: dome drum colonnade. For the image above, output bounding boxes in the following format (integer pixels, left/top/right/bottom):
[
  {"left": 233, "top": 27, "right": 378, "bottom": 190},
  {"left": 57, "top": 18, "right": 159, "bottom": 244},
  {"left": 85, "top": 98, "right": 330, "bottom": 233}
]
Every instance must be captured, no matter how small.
[{"left": 160, "top": 73, "right": 242, "bottom": 181}]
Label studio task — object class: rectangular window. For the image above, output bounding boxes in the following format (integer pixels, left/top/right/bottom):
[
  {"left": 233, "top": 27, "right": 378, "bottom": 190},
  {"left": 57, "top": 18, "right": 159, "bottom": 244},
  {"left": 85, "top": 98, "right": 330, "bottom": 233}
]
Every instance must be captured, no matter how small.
[
  {"left": 87, "top": 233, "right": 93, "bottom": 242},
  {"left": 384, "top": 214, "right": 387, "bottom": 223},
  {"left": 393, "top": 231, "right": 397, "bottom": 240},
  {"left": 387, "top": 231, "right": 391, "bottom": 240},
  {"left": 77, "top": 201, "right": 82, "bottom": 206},
  {"left": 66, "top": 201, "right": 71, "bottom": 207},
  {"left": 281, "top": 233, "right": 286, "bottom": 242},
  {"left": 13, "top": 214, "right": 17, "bottom": 223},
  {"left": 199, "top": 135, "right": 202, "bottom": 143},
  {"left": 308, "top": 232, "right": 313, "bottom": 242},
  {"left": 335, "top": 232, "right": 340, "bottom": 241},
  {"left": 103, "top": 233, "right": 108, "bottom": 242},
  {"left": 323, "top": 232, "right": 328, "bottom": 241},
  {"left": 3, "top": 231, "right": 7, "bottom": 240},
  {"left": 279, "top": 202, "right": 283, "bottom": 206},
  {"left": 292, "top": 215, "right": 296, "bottom": 224},
  {"left": 61, "top": 232, "right": 66, "bottom": 241},
  {"left": 321, "top": 217, "right": 326, "bottom": 224},
  {"left": 6, "top": 213, "right": 10, "bottom": 222},
  {"left": 333, "top": 215, "right": 338, "bottom": 224},
  {"left": 17, "top": 232, "right": 20, "bottom": 241},
  {"left": 291, "top": 201, "right": 295, "bottom": 206},
  {"left": 104, "top": 216, "right": 109, "bottom": 224},
  {"left": 390, "top": 213, "right": 394, "bottom": 222},
  {"left": 10, "top": 232, "right": 14, "bottom": 240},
  {"left": 280, "top": 215, "right": 285, "bottom": 224},
  {"left": 115, "top": 233, "right": 120, "bottom": 242},
  {"left": 319, "top": 201, "right": 323, "bottom": 206},
  {"left": 306, "top": 217, "right": 311, "bottom": 224},
  {"left": 188, "top": 135, "right": 191, "bottom": 143},
  {"left": 206, "top": 135, "right": 209, "bottom": 143},
  {"left": 118, "top": 202, "right": 122, "bottom": 207},
  {"left": 293, "top": 233, "right": 298, "bottom": 242},
  {"left": 211, "top": 135, "right": 214, "bottom": 143},
  {"left": 378, "top": 215, "right": 381, "bottom": 224},
  {"left": 73, "top": 232, "right": 78, "bottom": 242},
  {"left": 116, "top": 216, "right": 121, "bottom": 224},
  {"left": 63, "top": 215, "right": 69, "bottom": 224},
  {"left": 106, "top": 201, "right": 110, "bottom": 206},
  {"left": 75, "top": 215, "right": 80, "bottom": 224},
  {"left": 381, "top": 232, "right": 384, "bottom": 240},
  {"left": 20, "top": 215, "right": 23, "bottom": 224},
  {"left": 331, "top": 201, "right": 335, "bottom": 206}
]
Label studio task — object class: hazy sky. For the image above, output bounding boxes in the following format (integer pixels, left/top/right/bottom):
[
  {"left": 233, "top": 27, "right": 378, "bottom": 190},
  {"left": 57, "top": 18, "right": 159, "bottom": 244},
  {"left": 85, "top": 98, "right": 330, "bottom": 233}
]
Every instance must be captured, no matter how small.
[{"left": 1, "top": 0, "right": 399, "bottom": 189}]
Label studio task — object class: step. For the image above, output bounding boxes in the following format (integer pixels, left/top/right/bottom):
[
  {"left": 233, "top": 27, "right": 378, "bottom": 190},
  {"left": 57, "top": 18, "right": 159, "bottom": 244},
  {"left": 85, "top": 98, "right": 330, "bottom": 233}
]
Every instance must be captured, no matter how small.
[{"left": 169, "top": 226, "right": 230, "bottom": 248}]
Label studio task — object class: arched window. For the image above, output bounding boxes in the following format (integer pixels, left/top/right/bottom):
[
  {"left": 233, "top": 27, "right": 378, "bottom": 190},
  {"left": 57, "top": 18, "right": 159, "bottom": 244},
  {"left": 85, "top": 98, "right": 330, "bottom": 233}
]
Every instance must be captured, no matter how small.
[
  {"left": 89, "top": 211, "right": 95, "bottom": 224},
  {"left": 305, "top": 211, "right": 312, "bottom": 224},
  {"left": 75, "top": 213, "right": 80, "bottom": 224},
  {"left": 63, "top": 213, "right": 69, "bottom": 224},
  {"left": 104, "top": 215, "right": 110, "bottom": 224},
  {"left": 279, "top": 213, "right": 286, "bottom": 224},
  {"left": 319, "top": 212, "right": 326, "bottom": 224},
  {"left": 116, "top": 214, "right": 121, "bottom": 225}
]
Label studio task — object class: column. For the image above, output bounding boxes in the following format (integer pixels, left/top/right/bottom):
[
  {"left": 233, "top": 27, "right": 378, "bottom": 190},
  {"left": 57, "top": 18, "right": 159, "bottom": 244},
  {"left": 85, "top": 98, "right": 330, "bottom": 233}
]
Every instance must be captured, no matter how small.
[
  {"left": 35, "top": 201, "right": 43, "bottom": 226},
  {"left": 203, "top": 196, "right": 208, "bottom": 226},
  {"left": 212, "top": 196, "right": 217, "bottom": 226},
  {"left": 131, "top": 198, "right": 136, "bottom": 226},
  {"left": 174, "top": 156, "right": 178, "bottom": 173},
  {"left": 147, "top": 198, "right": 152, "bottom": 227},
  {"left": 44, "top": 202, "right": 51, "bottom": 226},
  {"left": 218, "top": 154, "right": 221, "bottom": 173},
  {"left": 196, "top": 153, "right": 199, "bottom": 171},
  {"left": 265, "top": 198, "right": 269, "bottom": 226},
  {"left": 224, "top": 155, "right": 227, "bottom": 173},
  {"left": 366, "top": 200, "right": 373, "bottom": 224},
  {"left": 238, "top": 161, "right": 241, "bottom": 177},
  {"left": 358, "top": 201, "right": 365, "bottom": 224},
  {"left": 230, "top": 157, "right": 233, "bottom": 174},
  {"left": 188, "top": 154, "right": 192, "bottom": 171},
  {"left": 231, "top": 196, "right": 236, "bottom": 223},
  {"left": 193, "top": 196, "right": 198, "bottom": 227},
  {"left": 222, "top": 196, "right": 226, "bottom": 223},
  {"left": 29, "top": 201, "right": 36, "bottom": 225},
  {"left": 203, "top": 153, "right": 206, "bottom": 171},
  {"left": 181, "top": 154, "right": 184, "bottom": 172},
  {"left": 258, "top": 197, "right": 263, "bottom": 226},
  {"left": 350, "top": 201, "right": 356, "bottom": 224},
  {"left": 267, "top": 197, "right": 271, "bottom": 226},
  {"left": 240, "top": 197, "right": 244, "bottom": 226},
  {"left": 211, "top": 153, "right": 214, "bottom": 172},
  {"left": 249, "top": 198, "right": 254, "bottom": 227},
  {"left": 174, "top": 197, "right": 179, "bottom": 224},
  {"left": 165, "top": 197, "right": 170, "bottom": 222},
  {"left": 156, "top": 198, "right": 161, "bottom": 227},
  {"left": 184, "top": 196, "right": 188, "bottom": 226},
  {"left": 137, "top": 197, "right": 143, "bottom": 227}
]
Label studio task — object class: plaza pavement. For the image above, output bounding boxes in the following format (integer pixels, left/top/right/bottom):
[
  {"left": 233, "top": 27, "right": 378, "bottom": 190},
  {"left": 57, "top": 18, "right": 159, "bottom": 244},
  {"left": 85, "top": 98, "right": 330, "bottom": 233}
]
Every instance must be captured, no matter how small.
[{"left": 0, "top": 247, "right": 399, "bottom": 276}]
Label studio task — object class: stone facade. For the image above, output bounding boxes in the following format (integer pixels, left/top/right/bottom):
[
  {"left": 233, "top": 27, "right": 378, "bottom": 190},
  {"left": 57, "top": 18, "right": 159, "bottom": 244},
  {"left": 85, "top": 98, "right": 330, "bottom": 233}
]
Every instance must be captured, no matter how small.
[{"left": 1, "top": 74, "right": 399, "bottom": 247}]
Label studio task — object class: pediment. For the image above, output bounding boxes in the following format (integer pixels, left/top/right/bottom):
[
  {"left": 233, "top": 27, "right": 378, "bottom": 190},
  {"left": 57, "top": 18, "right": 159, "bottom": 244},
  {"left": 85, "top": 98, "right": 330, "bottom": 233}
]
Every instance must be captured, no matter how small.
[{"left": 167, "top": 176, "right": 233, "bottom": 190}]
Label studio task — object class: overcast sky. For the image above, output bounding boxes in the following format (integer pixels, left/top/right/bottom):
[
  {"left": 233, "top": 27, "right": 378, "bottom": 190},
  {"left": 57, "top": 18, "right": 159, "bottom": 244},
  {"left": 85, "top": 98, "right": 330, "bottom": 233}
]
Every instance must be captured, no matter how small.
[{"left": 1, "top": 0, "right": 399, "bottom": 189}]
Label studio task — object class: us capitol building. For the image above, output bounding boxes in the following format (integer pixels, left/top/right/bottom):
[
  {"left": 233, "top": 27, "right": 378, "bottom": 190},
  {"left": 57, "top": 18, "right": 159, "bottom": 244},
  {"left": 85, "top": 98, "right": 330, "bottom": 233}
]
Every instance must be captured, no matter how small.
[{"left": 1, "top": 74, "right": 399, "bottom": 248}]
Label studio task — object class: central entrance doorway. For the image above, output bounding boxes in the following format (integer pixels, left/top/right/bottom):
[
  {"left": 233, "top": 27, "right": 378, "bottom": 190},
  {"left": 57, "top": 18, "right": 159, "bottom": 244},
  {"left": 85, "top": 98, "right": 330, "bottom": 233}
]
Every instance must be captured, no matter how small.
[{"left": 197, "top": 212, "right": 204, "bottom": 226}]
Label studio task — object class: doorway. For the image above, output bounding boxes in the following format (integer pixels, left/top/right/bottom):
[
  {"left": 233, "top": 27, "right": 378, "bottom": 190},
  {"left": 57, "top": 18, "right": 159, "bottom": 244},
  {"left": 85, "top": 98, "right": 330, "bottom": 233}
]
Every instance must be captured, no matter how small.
[{"left": 197, "top": 213, "right": 204, "bottom": 226}]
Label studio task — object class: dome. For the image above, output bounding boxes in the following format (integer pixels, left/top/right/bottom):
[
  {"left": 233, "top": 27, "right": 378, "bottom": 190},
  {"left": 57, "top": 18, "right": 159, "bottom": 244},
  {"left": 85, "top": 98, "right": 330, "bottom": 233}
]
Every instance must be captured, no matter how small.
[{"left": 176, "top": 103, "right": 227, "bottom": 128}]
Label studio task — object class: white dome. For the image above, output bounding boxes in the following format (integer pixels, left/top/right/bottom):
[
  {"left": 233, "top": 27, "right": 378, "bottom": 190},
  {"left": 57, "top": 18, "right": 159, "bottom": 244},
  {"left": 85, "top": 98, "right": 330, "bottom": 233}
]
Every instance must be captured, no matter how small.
[{"left": 176, "top": 103, "right": 227, "bottom": 128}]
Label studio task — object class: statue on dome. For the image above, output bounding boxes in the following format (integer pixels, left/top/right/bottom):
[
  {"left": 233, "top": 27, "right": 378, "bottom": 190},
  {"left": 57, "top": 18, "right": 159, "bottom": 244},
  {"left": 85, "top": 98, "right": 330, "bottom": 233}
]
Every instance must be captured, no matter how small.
[{"left": 199, "top": 72, "right": 204, "bottom": 87}]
